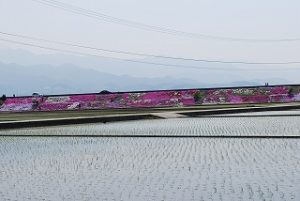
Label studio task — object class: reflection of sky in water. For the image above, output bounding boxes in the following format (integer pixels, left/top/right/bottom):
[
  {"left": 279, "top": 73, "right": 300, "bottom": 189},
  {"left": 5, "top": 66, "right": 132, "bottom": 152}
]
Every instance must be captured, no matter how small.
[
  {"left": 1, "top": 112, "right": 300, "bottom": 136},
  {"left": 1, "top": 112, "right": 300, "bottom": 200},
  {"left": 0, "top": 137, "right": 300, "bottom": 201}
]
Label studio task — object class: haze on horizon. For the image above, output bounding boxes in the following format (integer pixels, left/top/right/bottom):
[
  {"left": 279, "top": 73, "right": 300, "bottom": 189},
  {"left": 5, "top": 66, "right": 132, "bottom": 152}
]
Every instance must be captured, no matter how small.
[{"left": 0, "top": 0, "right": 300, "bottom": 95}]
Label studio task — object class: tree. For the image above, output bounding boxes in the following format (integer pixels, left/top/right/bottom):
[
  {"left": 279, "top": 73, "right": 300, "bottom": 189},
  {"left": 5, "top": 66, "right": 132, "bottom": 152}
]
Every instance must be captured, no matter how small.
[
  {"left": 193, "top": 91, "right": 205, "bottom": 104},
  {"left": 99, "top": 90, "right": 112, "bottom": 95},
  {"left": 0, "top": 94, "right": 6, "bottom": 105}
]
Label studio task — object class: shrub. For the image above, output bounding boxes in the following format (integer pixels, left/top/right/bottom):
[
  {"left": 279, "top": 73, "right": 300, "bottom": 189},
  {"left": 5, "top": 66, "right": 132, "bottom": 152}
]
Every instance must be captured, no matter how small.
[
  {"left": 0, "top": 94, "right": 6, "bottom": 105},
  {"left": 99, "top": 90, "right": 112, "bottom": 95},
  {"left": 193, "top": 91, "right": 205, "bottom": 103}
]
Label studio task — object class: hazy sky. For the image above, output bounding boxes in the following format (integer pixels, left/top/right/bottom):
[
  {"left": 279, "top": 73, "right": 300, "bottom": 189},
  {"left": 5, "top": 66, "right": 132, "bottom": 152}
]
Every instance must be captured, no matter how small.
[
  {"left": 1, "top": 0, "right": 300, "bottom": 59},
  {"left": 0, "top": 0, "right": 300, "bottom": 87}
]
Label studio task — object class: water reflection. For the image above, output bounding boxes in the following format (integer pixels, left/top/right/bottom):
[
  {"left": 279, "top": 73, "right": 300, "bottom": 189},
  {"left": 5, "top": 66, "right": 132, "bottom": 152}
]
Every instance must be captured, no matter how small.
[{"left": 0, "top": 137, "right": 300, "bottom": 201}]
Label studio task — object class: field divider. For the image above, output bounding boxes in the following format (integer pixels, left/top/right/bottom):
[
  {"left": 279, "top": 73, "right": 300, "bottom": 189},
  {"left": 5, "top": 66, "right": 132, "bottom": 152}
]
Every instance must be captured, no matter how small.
[
  {"left": 181, "top": 104, "right": 300, "bottom": 116},
  {"left": 0, "top": 114, "right": 162, "bottom": 130},
  {"left": 1, "top": 104, "right": 300, "bottom": 130}
]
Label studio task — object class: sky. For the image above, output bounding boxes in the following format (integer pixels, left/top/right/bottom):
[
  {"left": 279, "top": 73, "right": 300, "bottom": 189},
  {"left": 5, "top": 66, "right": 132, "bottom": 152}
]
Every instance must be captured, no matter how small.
[{"left": 0, "top": 0, "right": 300, "bottom": 94}]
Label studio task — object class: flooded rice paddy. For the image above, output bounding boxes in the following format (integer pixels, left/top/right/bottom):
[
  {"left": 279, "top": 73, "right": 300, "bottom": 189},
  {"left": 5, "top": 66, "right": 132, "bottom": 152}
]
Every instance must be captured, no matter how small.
[
  {"left": 2, "top": 111, "right": 300, "bottom": 137},
  {"left": 0, "top": 111, "right": 300, "bottom": 200}
]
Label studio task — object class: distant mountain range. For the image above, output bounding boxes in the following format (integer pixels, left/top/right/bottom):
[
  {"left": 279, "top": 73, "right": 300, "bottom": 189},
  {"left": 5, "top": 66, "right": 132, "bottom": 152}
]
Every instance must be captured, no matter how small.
[
  {"left": 0, "top": 47, "right": 296, "bottom": 96},
  {"left": 0, "top": 62, "right": 263, "bottom": 96}
]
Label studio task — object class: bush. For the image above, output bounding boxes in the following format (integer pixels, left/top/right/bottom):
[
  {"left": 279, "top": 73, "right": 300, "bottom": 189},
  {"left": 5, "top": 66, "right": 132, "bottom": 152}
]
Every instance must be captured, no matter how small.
[
  {"left": 99, "top": 90, "right": 112, "bottom": 95},
  {"left": 194, "top": 91, "right": 205, "bottom": 103},
  {"left": 0, "top": 94, "right": 6, "bottom": 105},
  {"left": 0, "top": 94, "right": 6, "bottom": 101}
]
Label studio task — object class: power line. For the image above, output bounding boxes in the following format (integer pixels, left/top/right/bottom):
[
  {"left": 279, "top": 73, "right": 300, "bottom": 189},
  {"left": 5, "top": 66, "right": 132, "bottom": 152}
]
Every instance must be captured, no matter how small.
[
  {"left": 0, "top": 38, "right": 242, "bottom": 71},
  {"left": 1, "top": 37, "right": 299, "bottom": 73},
  {"left": 3, "top": 37, "right": 296, "bottom": 72},
  {"left": 29, "top": 0, "right": 300, "bottom": 43},
  {"left": 1, "top": 31, "right": 300, "bottom": 65}
]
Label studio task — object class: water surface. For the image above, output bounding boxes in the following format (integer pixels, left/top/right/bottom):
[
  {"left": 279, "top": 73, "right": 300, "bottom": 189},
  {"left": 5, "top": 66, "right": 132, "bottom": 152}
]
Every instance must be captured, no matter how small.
[{"left": 1, "top": 112, "right": 300, "bottom": 200}]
